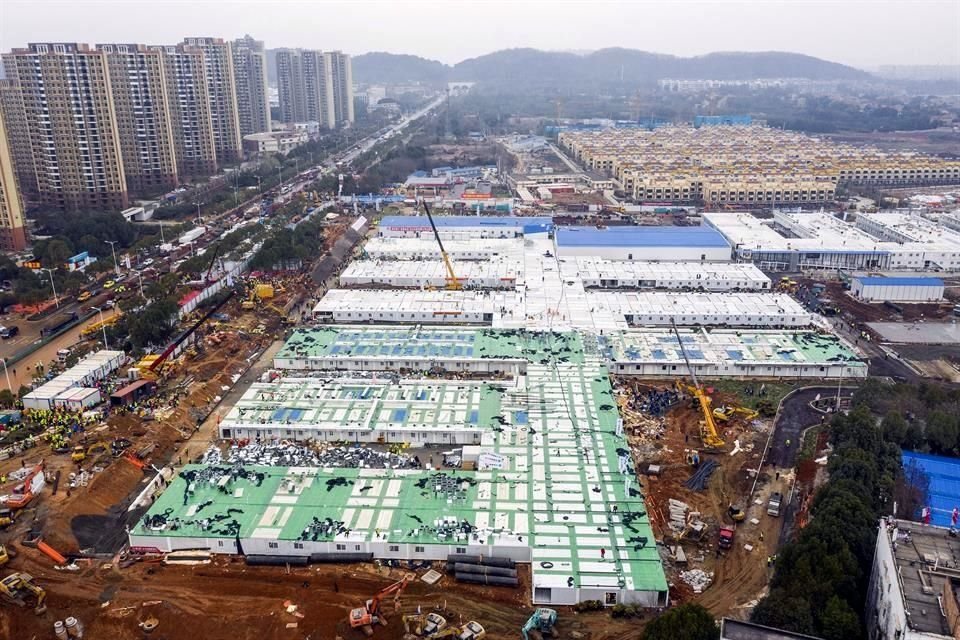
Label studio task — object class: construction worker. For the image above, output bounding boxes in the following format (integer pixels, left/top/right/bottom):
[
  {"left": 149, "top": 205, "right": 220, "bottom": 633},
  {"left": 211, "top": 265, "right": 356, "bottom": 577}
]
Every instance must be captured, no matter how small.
[{"left": 759, "top": 530, "right": 764, "bottom": 542}]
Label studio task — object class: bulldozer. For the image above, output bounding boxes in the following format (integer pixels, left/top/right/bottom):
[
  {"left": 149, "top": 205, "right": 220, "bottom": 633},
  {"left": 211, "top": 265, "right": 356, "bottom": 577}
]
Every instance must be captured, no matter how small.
[{"left": 0, "top": 572, "right": 47, "bottom": 614}]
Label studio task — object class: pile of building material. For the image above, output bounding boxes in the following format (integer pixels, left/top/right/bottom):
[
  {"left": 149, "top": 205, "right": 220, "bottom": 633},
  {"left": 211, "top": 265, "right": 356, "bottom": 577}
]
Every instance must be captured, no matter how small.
[
  {"left": 684, "top": 459, "right": 719, "bottom": 491},
  {"left": 203, "top": 443, "right": 416, "bottom": 469},
  {"left": 680, "top": 569, "right": 714, "bottom": 593},
  {"left": 667, "top": 499, "right": 690, "bottom": 534}
]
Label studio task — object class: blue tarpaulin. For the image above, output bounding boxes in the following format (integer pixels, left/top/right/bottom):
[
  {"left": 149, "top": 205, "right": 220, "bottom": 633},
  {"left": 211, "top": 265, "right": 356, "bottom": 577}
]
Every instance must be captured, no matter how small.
[{"left": 902, "top": 451, "right": 960, "bottom": 527}]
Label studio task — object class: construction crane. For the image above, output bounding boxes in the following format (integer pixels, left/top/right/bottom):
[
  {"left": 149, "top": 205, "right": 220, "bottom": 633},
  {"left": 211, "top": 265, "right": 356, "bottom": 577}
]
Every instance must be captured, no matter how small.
[
  {"left": 521, "top": 608, "right": 557, "bottom": 639},
  {"left": 421, "top": 200, "right": 461, "bottom": 290},
  {"left": 203, "top": 244, "right": 221, "bottom": 285},
  {"left": 348, "top": 576, "right": 410, "bottom": 636},
  {"left": 671, "top": 319, "right": 725, "bottom": 450}
]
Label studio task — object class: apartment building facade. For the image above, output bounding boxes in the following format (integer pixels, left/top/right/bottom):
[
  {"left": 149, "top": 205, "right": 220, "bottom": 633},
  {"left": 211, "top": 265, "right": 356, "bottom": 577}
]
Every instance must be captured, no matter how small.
[
  {"left": 231, "top": 35, "right": 270, "bottom": 136},
  {"left": 276, "top": 48, "right": 352, "bottom": 128},
  {"left": 0, "top": 79, "right": 37, "bottom": 199},
  {"left": 0, "top": 107, "right": 27, "bottom": 251},
  {"left": 1, "top": 43, "right": 128, "bottom": 212},
  {"left": 183, "top": 37, "right": 242, "bottom": 164},
  {"left": 153, "top": 44, "right": 218, "bottom": 178},
  {"left": 97, "top": 43, "right": 179, "bottom": 195}
]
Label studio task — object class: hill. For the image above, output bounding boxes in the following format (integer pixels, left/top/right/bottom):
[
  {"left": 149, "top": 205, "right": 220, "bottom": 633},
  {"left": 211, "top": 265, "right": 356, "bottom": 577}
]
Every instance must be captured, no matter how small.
[{"left": 350, "top": 47, "right": 870, "bottom": 88}]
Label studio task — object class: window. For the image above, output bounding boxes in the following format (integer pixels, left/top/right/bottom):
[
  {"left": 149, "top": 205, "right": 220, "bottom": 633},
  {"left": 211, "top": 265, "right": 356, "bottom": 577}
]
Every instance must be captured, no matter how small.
[
  {"left": 336, "top": 544, "right": 347, "bottom": 551},
  {"left": 294, "top": 542, "right": 304, "bottom": 549},
  {"left": 605, "top": 592, "right": 618, "bottom": 605},
  {"left": 456, "top": 547, "right": 467, "bottom": 554},
  {"left": 355, "top": 545, "right": 361, "bottom": 551},
  {"left": 415, "top": 546, "right": 425, "bottom": 553},
  {"left": 217, "top": 540, "right": 224, "bottom": 547},
  {"left": 389, "top": 545, "right": 399, "bottom": 552},
  {"left": 268, "top": 542, "right": 278, "bottom": 549}
]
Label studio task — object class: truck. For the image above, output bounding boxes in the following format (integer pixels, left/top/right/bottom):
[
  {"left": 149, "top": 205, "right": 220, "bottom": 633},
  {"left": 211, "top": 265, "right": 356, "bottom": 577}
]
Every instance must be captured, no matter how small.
[
  {"left": 718, "top": 526, "right": 735, "bottom": 550},
  {"left": 767, "top": 492, "right": 783, "bottom": 517}
]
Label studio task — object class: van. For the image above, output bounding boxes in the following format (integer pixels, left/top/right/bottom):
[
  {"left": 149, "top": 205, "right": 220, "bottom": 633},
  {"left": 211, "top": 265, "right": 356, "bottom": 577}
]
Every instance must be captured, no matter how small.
[
  {"left": 1, "top": 326, "right": 18, "bottom": 339},
  {"left": 767, "top": 492, "right": 783, "bottom": 517}
]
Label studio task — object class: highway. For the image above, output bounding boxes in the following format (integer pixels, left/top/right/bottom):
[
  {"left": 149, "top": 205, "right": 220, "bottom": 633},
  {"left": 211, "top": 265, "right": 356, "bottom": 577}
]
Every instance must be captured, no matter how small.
[{"left": 337, "top": 95, "right": 446, "bottom": 167}]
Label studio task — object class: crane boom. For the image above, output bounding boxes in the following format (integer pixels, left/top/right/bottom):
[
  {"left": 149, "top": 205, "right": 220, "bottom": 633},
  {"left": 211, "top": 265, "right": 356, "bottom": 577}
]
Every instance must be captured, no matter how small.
[
  {"left": 421, "top": 200, "right": 461, "bottom": 290},
  {"left": 671, "top": 319, "right": 725, "bottom": 449}
]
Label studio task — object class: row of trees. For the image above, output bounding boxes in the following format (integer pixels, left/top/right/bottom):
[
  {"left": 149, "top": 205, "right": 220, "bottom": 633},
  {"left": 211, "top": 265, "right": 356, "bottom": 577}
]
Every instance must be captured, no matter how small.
[
  {"left": 751, "top": 402, "right": 902, "bottom": 639},
  {"left": 249, "top": 217, "right": 325, "bottom": 271}
]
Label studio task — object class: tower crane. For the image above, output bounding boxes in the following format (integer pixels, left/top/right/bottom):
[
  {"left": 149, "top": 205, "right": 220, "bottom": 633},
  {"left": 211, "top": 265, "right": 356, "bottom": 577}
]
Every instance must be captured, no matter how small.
[
  {"left": 421, "top": 200, "right": 461, "bottom": 290},
  {"left": 671, "top": 319, "right": 725, "bottom": 450}
]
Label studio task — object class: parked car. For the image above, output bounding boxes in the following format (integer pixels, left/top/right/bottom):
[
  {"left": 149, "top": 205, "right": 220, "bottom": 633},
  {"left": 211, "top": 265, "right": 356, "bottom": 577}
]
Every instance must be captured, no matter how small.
[
  {"left": 0, "top": 326, "right": 17, "bottom": 339},
  {"left": 104, "top": 280, "right": 116, "bottom": 289}
]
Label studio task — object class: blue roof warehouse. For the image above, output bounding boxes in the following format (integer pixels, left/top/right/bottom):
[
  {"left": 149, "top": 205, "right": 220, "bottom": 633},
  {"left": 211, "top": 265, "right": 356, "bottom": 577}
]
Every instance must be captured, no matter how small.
[{"left": 555, "top": 226, "right": 732, "bottom": 261}]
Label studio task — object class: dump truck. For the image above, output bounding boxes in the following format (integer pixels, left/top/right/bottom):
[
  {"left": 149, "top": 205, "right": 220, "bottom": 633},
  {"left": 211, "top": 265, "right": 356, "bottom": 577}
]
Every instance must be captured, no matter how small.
[
  {"left": 767, "top": 491, "right": 783, "bottom": 517},
  {"left": 718, "top": 526, "right": 735, "bottom": 550}
]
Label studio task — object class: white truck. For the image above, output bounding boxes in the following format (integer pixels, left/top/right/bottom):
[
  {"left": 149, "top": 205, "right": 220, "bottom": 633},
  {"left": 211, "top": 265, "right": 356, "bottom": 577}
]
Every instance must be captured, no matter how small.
[{"left": 767, "top": 491, "right": 783, "bottom": 517}]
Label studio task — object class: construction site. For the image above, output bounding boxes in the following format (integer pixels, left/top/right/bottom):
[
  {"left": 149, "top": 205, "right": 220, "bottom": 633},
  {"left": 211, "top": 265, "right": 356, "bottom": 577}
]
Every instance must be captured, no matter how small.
[{"left": 0, "top": 207, "right": 867, "bottom": 639}]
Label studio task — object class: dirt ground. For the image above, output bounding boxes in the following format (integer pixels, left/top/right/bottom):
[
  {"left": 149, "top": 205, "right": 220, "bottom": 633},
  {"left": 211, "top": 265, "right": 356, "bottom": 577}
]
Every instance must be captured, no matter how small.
[{"left": 616, "top": 378, "right": 787, "bottom": 618}]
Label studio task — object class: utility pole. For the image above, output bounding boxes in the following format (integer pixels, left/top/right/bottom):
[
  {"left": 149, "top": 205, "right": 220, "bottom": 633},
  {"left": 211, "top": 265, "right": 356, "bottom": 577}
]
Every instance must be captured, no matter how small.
[
  {"left": 105, "top": 241, "right": 120, "bottom": 277},
  {"left": 41, "top": 268, "right": 60, "bottom": 308}
]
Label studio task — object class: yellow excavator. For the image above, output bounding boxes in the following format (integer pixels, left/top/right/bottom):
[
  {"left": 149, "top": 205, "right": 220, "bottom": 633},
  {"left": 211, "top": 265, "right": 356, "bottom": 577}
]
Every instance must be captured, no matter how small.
[
  {"left": 0, "top": 572, "right": 47, "bottom": 614},
  {"left": 421, "top": 201, "right": 461, "bottom": 290},
  {"left": 713, "top": 405, "right": 760, "bottom": 422},
  {"left": 403, "top": 612, "right": 448, "bottom": 636},
  {"left": 433, "top": 621, "right": 486, "bottom": 639},
  {"left": 671, "top": 319, "right": 725, "bottom": 450},
  {"left": 71, "top": 441, "right": 110, "bottom": 463}
]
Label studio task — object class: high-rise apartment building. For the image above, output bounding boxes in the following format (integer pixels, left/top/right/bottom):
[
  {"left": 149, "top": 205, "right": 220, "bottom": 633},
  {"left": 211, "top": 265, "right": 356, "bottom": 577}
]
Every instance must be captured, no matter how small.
[
  {"left": 97, "top": 43, "right": 179, "bottom": 195},
  {"left": 1, "top": 43, "right": 128, "bottom": 212},
  {"left": 0, "top": 106, "right": 27, "bottom": 251},
  {"left": 0, "top": 79, "right": 38, "bottom": 199},
  {"left": 183, "top": 37, "right": 242, "bottom": 164},
  {"left": 327, "top": 51, "right": 354, "bottom": 125},
  {"left": 276, "top": 48, "right": 352, "bottom": 128},
  {"left": 231, "top": 35, "right": 270, "bottom": 136},
  {"left": 152, "top": 44, "right": 218, "bottom": 178}
]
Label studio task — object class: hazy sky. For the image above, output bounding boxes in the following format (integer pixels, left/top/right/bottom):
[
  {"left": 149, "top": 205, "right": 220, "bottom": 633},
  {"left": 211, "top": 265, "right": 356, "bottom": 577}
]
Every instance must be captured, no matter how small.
[{"left": 2, "top": 0, "right": 958, "bottom": 69}]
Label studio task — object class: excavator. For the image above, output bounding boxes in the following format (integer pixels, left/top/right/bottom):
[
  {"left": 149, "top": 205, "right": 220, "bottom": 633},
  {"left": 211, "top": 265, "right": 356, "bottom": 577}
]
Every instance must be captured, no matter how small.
[
  {"left": 71, "top": 441, "right": 110, "bottom": 463},
  {"left": 348, "top": 576, "right": 410, "bottom": 636},
  {"left": 0, "top": 572, "right": 47, "bottom": 614},
  {"left": 5, "top": 463, "right": 45, "bottom": 511},
  {"left": 713, "top": 405, "right": 760, "bottom": 423},
  {"left": 671, "top": 319, "right": 725, "bottom": 450},
  {"left": 403, "top": 612, "right": 447, "bottom": 636},
  {"left": 521, "top": 608, "right": 557, "bottom": 639},
  {"left": 421, "top": 200, "right": 461, "bottom": 290},
  {"left": 432, "top": 621, "right": 485, "bottom": 639}
]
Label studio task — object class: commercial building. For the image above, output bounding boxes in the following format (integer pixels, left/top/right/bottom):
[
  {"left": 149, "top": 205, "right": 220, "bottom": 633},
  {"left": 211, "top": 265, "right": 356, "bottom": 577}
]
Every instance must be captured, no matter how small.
[
  {"left": 867, "top": 518, "right": 960, "bottom": 640},
  {"left": 276, "top": 49, "right": 351, "bottom": 129},
  {"left": 313, "top": 289, "right": 522, "bottom": 325},
  {"left": 851, "top": 276, "right": 944, "bottom": 302},
  {"left": 0, "top": 106, "right": 27, "bottom": 250},
  {"left": 605, "top": 329, "right": 864, "bottom": 379},
  {"left": 97, "top": 43, "right": 179, "bottom": 195},
  {"left": 153, "top": 44, "right": 218, "bottom": 178},
  {"left": 704, "top": 211, "right": 960, "bottom": 272},
  {"left": 567, "top": 258, "right": 770, "bottom": 291},
  {"left": 242, "top": 130, "right": 308, "bottom": 156},
  {"left": 230, "top": 35, "right": 271, "bottom": 136},
  {"left": 554, "top": 226, "right": 731, "bottom": 261},
  {"left": 378, "top": 216, "right": 553, "bottom": 239},
  {"left": 1, "top": 43, "right": 128, "bottom": 213},
  {"left": 135, "top": 329, "right": 670, "bottom": 608},
  {"left": 340, "top": 258, "right": 522, "bottom": 289},
  {"left": 183, "top": 37, "right": 243, "bottom": 165},
  {"left": 22, "top": 350, "right": 126, "bottom": 411},
  {"left": 363, "top": 237, "right": 522, "bottom": 261},
  {"left": 559, "top": 125, "right": 960, "bottom": 204},
  {"left": 586, "top": 292, "right": 809, "bottom": 328}
]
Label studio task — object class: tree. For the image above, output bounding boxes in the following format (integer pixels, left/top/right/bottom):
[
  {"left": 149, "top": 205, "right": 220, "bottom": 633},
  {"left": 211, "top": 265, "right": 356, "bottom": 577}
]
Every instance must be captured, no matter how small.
[
  {"left": 0, "top": 389, "right": 14, "bottom": 408},
  {"left": 751, "top": 590, "right": 816, "bottom": 634},
  {"left": 820, "top": 596, "right": 861, "bottom": 640},
  {"left": 642, "top": 603, "right": 718, "bottom": 640},
  {"left": 881, "top": 412, "right": 907, "bottom": 443}
]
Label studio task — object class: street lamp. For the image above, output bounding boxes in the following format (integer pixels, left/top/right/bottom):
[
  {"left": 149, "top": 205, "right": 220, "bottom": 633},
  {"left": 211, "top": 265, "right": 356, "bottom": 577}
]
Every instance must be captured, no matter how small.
[
  {"left": 195, "top": 202, "right": 203, "bottom": 225},
  {"left": 105, "top": 240, "right": 120, "bottom": 277},
  {"left": 257, "top": 176, "right": 262, "bottom": 194},
  {"left": 91, "top": 305, "right": 109, "bottom": 349},
  {"left": 134, "top": 271, "right": 145, "bottom": 299},
  {"left": 41, "top": 268, "right": 60, "bottom": 308},
  {"left": 0, "top": 358, "right": 11, "bottom": 392}
]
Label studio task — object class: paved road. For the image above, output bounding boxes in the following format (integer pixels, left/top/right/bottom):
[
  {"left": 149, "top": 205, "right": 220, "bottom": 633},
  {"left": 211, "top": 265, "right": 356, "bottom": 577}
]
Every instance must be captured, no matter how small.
[{"left": 768, "top": 385, "right": 855, "bottom": 468}]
